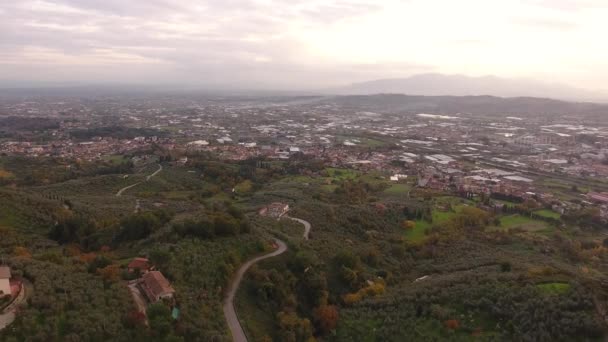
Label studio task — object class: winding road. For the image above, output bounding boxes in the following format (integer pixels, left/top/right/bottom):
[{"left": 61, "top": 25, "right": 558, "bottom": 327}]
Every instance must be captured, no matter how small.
[
  {"left": 115, "top": 182, "right": 142, "bottom": 197},
  {"left": 115, "top": 164, "right": 162, "bottom": 197},
  {"left": 285, "top": 215, "right": 311, "bottom": 240},
  {"left": 146, "top": 164, "right": 163, "bottom": 181},
  {"left": 223, "top": 238, "right": 288, "bottom": 342},
  {"left": 0, "top": 281, "right": 29, "bottom": 331},
  {"left": 223, "top": 215, "right": 312, "bottom": 342}
]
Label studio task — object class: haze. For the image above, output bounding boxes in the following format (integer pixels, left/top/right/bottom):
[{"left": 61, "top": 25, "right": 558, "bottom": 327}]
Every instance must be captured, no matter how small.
[{"left": 1, "top": 0, "right": 607, "bottom": 92}]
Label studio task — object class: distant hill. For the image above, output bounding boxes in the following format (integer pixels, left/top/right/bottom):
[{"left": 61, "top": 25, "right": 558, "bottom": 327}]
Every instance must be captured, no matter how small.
[
  {"left": 320, "top": 94, "right": 608, "bottom": 118},
  {"left": 330, "top": 74, "right": 607, "bottom": 102}
]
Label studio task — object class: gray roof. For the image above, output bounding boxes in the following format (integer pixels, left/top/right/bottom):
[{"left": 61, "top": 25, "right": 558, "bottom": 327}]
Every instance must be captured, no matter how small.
[{"left": 0, "top": 266, "right": 10, "bottom": 279}]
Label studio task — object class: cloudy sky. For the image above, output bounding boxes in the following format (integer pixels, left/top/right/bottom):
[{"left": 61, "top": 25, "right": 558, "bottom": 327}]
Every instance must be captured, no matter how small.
[{"left": 1, "top": 0, "right": 607, "bottom": 90}]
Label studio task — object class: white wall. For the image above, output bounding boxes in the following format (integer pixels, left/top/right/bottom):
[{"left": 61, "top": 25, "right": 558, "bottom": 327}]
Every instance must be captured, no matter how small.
[{"left": 0, "top": 279, "right": 10, "bottom": 296}]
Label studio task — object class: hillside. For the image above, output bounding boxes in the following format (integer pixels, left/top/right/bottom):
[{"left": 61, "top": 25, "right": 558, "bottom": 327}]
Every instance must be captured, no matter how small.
[
  {"left": 331, "top": 74, "right": 607, "bottom": 102},
  {"left": 320, "top": 93, "right": 608, "bottom": 118}
]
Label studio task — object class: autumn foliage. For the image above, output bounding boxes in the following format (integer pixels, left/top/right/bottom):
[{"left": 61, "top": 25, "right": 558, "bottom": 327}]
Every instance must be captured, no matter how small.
[
  {"left": 444, "top": 319, "right": 460, "bottom": 330},
  {"left": 401, "top": 220, "right": 416, "bottom": 230},
  {"left": 97, "top": 264, "right": 120, "bottom": 282},
  {"left": 313, "top": 305, "right": 339, "bottom": 334},
  {"left": 13, "top": 246, "right": 32, "bottom": 258}
]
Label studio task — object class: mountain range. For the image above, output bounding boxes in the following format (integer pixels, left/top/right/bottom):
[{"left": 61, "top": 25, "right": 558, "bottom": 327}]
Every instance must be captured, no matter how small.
[{"left": 329, "top": 73, "right": 607, "bottom": 102}]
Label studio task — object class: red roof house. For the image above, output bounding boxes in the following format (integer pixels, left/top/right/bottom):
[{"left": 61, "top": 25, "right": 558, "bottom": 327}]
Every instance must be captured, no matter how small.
[
  {"left": 128, "top": 257, "right": 151, "bottom": 273},
  {"left": 138, "top": 271, "right": 175, "bottom": 303}
]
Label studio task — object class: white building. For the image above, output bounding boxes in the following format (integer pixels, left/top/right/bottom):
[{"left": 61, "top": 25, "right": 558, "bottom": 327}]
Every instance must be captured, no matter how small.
[{"left": 0, "top": 266, "right": 11, "bottom": 296}]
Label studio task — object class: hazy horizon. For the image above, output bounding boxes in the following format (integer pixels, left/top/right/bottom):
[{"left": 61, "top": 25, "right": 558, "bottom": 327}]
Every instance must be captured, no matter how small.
[{"left": 1, "top": 1, "right": 608, "bottom": 92}]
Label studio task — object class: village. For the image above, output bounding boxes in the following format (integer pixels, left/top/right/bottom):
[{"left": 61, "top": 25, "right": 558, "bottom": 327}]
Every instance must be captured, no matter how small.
[{"left": 2, "top": 95, "right": 608, "bottom": 223}]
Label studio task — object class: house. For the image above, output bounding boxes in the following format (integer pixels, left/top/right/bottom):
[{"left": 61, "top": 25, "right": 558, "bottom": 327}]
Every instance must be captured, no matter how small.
[
  {"left": 128, "top": 257, "right": 152, "bottom": 273},
  {"left": 259, "top": 202, "right": 289, "bottom": 218},
  {"left": 138, "top": 271, "right": 175, "bottom": 303},
  {"left": 588, "top": 192, "right": 608, "bottom": 204},
  {"left": 176, "top": 156, "right": 188, "bottom": 166},
  {"left": 0, "top": 266, "right": 11, "bottom": 296}
]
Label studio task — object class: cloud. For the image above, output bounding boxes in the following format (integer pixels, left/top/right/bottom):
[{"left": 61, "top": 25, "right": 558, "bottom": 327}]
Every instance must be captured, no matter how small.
[
  {"left": 0, "top": 0, "right": 607, "bottom": 90},
  {"left": 513, "top": 17, "right": 578, "bottom": 31},
  {"left": 531, "top": 0, "right": 606, "bottom": 12}
]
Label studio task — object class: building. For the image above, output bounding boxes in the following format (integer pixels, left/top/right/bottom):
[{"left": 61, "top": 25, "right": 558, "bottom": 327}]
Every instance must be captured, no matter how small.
[
  {"left": 128, "top": 257, "right": 152, "bottom": 273},
  {"left": 0, "top": 266, "right": 11, "bottom": 296},
  {"left": 259, "top": 202, "right": 290, "bottom": 218},
  {"left": 588, "top": 192, "right": 608, "bottom": 204},
  {"left": 138, "top": 271, "right": 175, "bottom": 303}
]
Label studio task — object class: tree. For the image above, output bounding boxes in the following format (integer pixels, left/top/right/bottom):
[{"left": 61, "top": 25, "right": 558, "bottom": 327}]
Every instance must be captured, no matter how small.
[
  {"left": 147, "top": 303, "right": 173, "bottom": 338},
  {"left": 117, "top": 212, "right": 162, "bottom": 241},
  {"left": 401, "top": 220, "right": 416, "bottom": 230},
  {"left": 13, "top": 246, "right": 32, "bottom": 258},
  {"left": 149, "top": 249, "right": 171, "bottom": 269},
  {"left": 97, "top": 264, "right": 120, "bottom": 283},
  {"left": 445, "top": 319, "right": 460, "bottom": 330},
  {"left": 277, "top": 311, "right": 314, "bottom": 342},
  {"left": 313, "top": 305, "right": 339, "bottom": 334},
  {"left": 87, "top": 255, "right": 111, "bottom": 273}
]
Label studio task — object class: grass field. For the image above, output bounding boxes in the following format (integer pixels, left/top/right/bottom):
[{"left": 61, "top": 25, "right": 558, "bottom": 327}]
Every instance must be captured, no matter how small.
[
  {"left": 405, "top": 206, "right": 465, "bottom": 242},
  {"left": 498, "top": 215, "right": 550, "bottom": 232},
  {"left": 534, "top": 209, "right": 561, "bottom": 219},
  {"left": 325, "top": 168, "right": 358, "bottom": 181},
  {"left": 321, "top": 184, "right": 338, "bottom": 192},
  {"left": 335, "top": 135, "right": 388, "bottom": 148},
  {"left": 406, "top": 220, "right": 431, "bottom": 242},
  {"left": 537, "top": 282, "right": 571, "bottom": 295},
  {"left": 384, "top": 183, "right": 410, "bottom": 196},
  {"left": 101, "top": 154, "right": 130, "bottom": 165}
]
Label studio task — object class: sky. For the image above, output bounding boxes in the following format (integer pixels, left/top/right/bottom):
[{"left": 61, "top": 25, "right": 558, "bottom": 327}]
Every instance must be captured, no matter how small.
[{"left": 1, "top": 0, "right": 607, "bottom": 90}]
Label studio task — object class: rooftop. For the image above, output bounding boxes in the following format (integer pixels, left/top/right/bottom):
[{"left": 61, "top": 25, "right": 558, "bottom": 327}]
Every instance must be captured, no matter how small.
[{"left": 0, "top": 266, "right": 11, "bottom": 279}]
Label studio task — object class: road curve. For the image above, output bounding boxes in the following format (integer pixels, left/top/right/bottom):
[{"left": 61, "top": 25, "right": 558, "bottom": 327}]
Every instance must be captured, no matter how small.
[
  {"left": 0, "top": 281, "right": 28, "bottom": 331},
  {"left": 115, "top": 163, "right": 162, "bottom": 197},
  {"left": 223, "top": 238, "right": 288, "bottom": 342},
  {"left": 116, "top": 182, "right": 141, "bottom": 197},
  {"left": 146, "top": 164, "right": 163, "bottom": 181},
  {"left": 285, "top": 216, "right": 311, "bottom": 240}
]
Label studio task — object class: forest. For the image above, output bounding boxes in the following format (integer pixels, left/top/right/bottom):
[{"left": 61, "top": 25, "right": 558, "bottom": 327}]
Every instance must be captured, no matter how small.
[{"left": 1, "top": 153, "right": 608, "bottom": 342}]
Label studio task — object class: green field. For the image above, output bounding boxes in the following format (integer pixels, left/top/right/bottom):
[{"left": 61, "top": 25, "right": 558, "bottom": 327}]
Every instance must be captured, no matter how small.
[
  {"left": 537, "top": 282, "right": 571, "bottom": 295},
  {"left": 321, "top": 184, "right": 338, "bottom": 192},
  {"left": 406, "top": 220, "right": 431, "bottom": 242},
  {"left": 496, "top": 215, "right": 550, "bottom": 232},
  {"left": 102, "top": 154, "right": 130, "bottom": 164},
  {"left": 325, "top": 168, "right": 358, "bottom": 180},
  {"left": 534, "top": 209, "right": 561, "bottom": 219},
  {"left": 405, "top": 206, "right": 464, "bottom": 242},
  {"left": 383, "top": 183, "right": 410, "bottom": 195}
]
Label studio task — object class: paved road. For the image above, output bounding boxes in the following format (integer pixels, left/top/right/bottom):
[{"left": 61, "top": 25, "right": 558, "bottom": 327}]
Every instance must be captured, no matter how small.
[
  {"left": 116, "top": 182, "right": 142, "bottom": 197},
  {"left": 146, "top": 164, "right": 163, "bottom": 181},
  {"left": 285, "top": 216, "right": 311, "bottom": 240},
  {"left": 115, "top": 164, "right": 162, "bottom": 197},
  {"left": 223, "top": 238, "right": 288, "bottom": 342}
]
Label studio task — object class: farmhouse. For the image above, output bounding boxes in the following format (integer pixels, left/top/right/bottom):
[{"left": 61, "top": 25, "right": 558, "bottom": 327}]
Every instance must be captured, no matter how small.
[
  {"left": 0, "top": 266, "right": 11, "bottom": 296},
  {"left": 128, "top": 257, "right": 152, "bottom": 273},
  {"left": 259, "top": 202, "right": 289, "bottom": 218},
  {"left": 138, "top": 271, "right": 175, "bottom": 303},
  {"left": 588, "top": 192, "right": 608, "bottom": 204}
]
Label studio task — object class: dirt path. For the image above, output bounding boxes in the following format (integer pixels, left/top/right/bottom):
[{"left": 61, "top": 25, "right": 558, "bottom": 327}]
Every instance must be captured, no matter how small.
[
  {"left": 146, "top": 164, "right": 163, "bottom": 181},
  {"left": 223, "top": 238, "right": 288, "bottom": 342},
  {"left": 115, "top": 164, "right": 162, "bottom": 197},
  {"left": 116, "top": 182, "right": 142, "bottom": 197},
  {"left": 285, "top": 216, "right": 311, "bottom": 240}
]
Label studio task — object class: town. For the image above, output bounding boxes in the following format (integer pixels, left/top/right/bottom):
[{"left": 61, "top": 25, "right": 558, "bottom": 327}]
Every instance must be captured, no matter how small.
[
  {"left": 2, "top": 94, "right": 607, "bottom": 220},
  {"left": 1, "top": 93, "right": 608, "bottom": 341}
]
